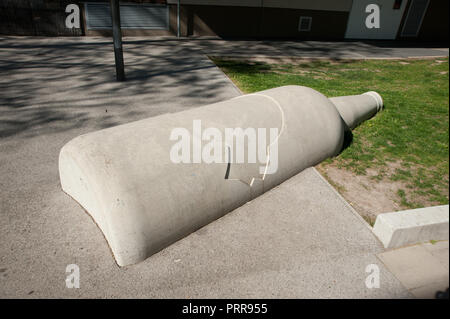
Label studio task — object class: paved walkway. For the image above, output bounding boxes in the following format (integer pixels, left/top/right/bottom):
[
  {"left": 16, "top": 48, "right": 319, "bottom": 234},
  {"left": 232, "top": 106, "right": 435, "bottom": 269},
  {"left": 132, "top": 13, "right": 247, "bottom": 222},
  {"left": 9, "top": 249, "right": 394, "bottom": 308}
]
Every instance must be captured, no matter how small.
[
  {"left": 378, "top": 241, "right": 449, "bottom": 299},
  {"left": 0, "top": 37, "right": 447, "bottom": 298},
  {"left": 181, "top": 37, "right": 449, "bottom": 59}
]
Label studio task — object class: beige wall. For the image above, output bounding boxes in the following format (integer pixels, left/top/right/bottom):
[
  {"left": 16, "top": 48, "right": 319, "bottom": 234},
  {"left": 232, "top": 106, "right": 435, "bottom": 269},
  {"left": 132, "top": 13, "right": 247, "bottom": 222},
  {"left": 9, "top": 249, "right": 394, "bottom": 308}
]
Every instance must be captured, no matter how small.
[
  {"left": 167, "top": 0, "right": 352, "bottom": 11},
  {"left": 345, "top": 0, "right": 408, "bottom": 39}
]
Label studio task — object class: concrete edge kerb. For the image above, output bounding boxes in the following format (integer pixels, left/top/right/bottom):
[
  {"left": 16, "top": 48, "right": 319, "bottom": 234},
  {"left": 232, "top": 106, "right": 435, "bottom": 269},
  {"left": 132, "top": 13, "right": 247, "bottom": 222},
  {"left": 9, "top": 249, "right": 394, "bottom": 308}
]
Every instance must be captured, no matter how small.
[
  {"left": 372, "top": 205, "right": 449, "bottom": 249},
  {"left": 311, "top": 167, "right": 375, "bottom": 233},
  {"left": 206, "top": 55, "right": 244, "bottom": 96}
]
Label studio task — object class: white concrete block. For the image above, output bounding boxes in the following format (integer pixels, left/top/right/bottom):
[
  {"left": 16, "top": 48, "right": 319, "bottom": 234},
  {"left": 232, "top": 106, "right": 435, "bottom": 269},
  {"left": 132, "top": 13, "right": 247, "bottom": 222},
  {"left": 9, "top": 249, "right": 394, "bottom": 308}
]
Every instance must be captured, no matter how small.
[{"left": 373, "top": 205, "right": 449, "bottom": 249}]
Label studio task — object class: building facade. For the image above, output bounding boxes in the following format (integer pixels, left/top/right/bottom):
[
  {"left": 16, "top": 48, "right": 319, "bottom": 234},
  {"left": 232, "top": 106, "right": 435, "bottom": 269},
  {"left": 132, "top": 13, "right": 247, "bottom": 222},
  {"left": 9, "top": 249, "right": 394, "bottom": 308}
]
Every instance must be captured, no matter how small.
[{"left": 0, "top": 0, "right": 448, "bottom": 42}]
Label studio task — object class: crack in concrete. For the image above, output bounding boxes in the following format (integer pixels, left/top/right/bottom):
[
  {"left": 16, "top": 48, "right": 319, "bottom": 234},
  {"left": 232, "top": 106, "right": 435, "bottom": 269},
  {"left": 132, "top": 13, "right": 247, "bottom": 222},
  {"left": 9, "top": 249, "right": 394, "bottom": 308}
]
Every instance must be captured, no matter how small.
[{"left": 224, "top": 93, "right": 286, "bottom": 189}]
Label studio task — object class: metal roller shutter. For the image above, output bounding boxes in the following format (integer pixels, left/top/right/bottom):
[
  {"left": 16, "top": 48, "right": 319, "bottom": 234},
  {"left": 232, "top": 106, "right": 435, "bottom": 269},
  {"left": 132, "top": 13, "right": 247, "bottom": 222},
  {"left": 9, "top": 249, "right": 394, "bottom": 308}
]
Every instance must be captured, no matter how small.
[{"left": 85, "top": 3, "right": 169, "bottom": 30}]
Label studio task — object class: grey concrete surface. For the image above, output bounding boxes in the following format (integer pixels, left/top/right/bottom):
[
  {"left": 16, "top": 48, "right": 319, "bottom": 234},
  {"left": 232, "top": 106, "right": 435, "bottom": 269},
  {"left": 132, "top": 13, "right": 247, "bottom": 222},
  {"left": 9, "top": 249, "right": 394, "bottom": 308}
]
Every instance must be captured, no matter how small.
[
  {"left": 1, "top": 165, "right": 411, "bottom": 298},
  {"left": 190, "top": 38, "right": 449, "bottom": 60},
  {"left": 0, "top": 36, "right": 241, "bottom": 298},
  {"left": 58, "top": 85, "right": 382, "bottom": 266},
  {"left": 378, "top": 241, "right": 449, "bottom": 299},
  {"left": 330, "top": 91, "right": 383, "bottom": 130},
  {"left": 0, "top": 37, "right": 435, "bottom": 298}
]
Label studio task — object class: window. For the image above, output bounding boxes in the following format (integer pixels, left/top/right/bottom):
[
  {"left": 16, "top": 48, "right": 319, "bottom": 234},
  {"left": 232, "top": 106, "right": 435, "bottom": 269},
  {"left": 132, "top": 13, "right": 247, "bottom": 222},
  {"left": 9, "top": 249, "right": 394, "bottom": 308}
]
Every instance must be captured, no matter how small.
[{"left": 298, "top": 16, "right": 312, "bottom": 32}]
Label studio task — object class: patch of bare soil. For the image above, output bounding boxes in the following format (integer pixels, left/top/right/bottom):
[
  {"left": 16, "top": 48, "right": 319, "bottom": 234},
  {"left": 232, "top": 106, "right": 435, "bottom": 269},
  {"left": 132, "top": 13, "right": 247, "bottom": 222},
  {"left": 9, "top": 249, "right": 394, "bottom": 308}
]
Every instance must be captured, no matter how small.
[
  {"left": 316, "top": 163, "right": 406, "bottom": 225},
  {"left": 317, "top": 161, "right": 446, "bottom": 225}
]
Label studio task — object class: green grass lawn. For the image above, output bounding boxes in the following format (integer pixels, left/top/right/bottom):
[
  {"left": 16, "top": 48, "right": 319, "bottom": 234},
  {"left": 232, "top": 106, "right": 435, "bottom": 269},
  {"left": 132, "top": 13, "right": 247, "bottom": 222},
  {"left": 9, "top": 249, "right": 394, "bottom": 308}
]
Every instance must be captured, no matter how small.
[{"left": 212, "top": 57, "right": 449, "bottom": 209}]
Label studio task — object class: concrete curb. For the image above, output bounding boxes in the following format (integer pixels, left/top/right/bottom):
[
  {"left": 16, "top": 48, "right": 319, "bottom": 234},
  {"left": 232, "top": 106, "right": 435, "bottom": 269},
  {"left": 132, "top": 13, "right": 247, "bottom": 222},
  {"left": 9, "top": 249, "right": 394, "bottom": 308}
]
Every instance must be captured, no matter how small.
[
  {"left": 207, "top": 56, "right": 244, "bottom": 96},
  {"left": 372, "top": 205, "right": 449, "bottom": 249},
  {"left": 207, "top": 55, "right": 449, "bottom": 63},
  {"left": 311, "top": 167, "right": 374, "bottom": 232}
]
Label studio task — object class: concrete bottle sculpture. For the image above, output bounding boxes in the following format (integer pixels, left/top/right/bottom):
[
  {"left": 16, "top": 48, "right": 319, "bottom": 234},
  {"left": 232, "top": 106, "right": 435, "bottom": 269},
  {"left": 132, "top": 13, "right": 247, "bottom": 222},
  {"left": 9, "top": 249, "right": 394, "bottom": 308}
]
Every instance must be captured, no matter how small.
[{"left": 59, "top": 85, "right": 383, "bottom": 266}]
